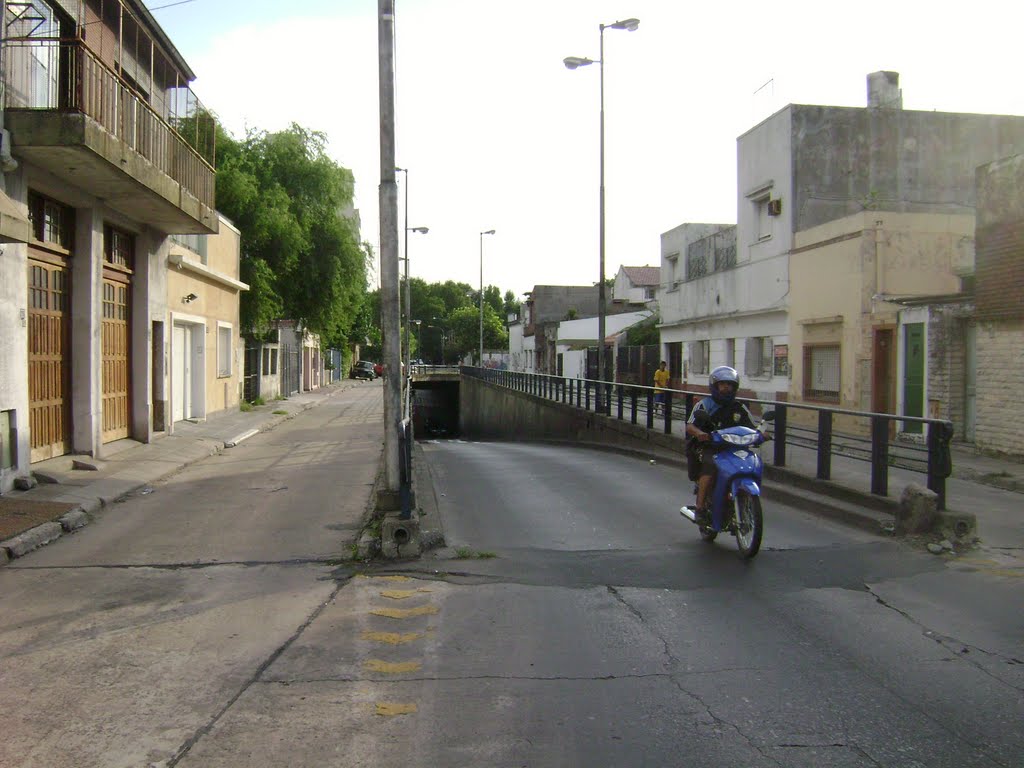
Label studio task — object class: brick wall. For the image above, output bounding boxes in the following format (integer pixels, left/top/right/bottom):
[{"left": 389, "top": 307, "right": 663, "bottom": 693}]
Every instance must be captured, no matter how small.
[
  {"left": 927, "top": 303, "right": 971, "bottom": 440},
  {"left": 975, "top": 319, "right": 1024, "bottom": 456},
  {"left": 976, "top": 155, "right": 1024, "bottom": 321}
]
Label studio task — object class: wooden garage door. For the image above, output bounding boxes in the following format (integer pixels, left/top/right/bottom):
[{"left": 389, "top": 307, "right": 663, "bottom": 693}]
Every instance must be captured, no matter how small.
[
  {"left": 28, "top": 258, "right": 71, "bottom": 462},
  {"left": 101, "top": 274, "right": 130, "bottom": 442}
]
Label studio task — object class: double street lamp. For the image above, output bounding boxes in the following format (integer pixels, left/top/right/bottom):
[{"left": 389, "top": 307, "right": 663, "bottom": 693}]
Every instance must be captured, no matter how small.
[
  {"left": 564, "top": 17, "right": 639, "bottom": 408},
  {"left": 479, "top": 228, "right": 496, "bottom": 366}
]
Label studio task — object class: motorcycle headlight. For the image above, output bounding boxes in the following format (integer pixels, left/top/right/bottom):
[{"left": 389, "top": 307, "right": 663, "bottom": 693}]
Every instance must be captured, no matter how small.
[{"left": 721, "top": 432, "right": 757, "bottom": 446}]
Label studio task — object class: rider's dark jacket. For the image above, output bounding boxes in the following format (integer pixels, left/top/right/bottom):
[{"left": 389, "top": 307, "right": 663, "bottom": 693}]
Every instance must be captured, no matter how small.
[
  {"left": 685, "top": 397, "right": 756, "bottom": 480},
  {"left": 687, "top": 397, "right": 756, "bottom": 432}
]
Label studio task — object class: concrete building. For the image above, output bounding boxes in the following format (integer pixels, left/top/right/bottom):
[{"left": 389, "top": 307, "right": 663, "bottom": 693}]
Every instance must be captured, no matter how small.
[
  {"left": 277, "top": 320, "right": 324, "bottom": 394},
  {"left": 0, "top": 0, "right": 217, "bottom": 492},
  {"left": 659, "top": 72, "right": 1024, "bottom": 435},
  {"left": 165, "top": 215, "right": 248, "bottom": 427},
  {"left": 973, "top": 155, "right": 1024, "bottom": 455},
  {"left": 523, "top": 284, "right": 647, "bottom": 376},
  {"left": 612, "top": 265, "right": 659, "bottom": 305}
]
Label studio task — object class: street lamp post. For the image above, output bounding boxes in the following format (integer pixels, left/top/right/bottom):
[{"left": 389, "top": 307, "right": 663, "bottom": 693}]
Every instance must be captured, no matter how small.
[
  {"left": 395, "top": 166, "right": 429, "bottom": 384},
  {"left": 564, "top": 17, "right": 639, "bottom": 411},
  {"left": 479, "top": 229, "right": 496, "bottom": 366}
]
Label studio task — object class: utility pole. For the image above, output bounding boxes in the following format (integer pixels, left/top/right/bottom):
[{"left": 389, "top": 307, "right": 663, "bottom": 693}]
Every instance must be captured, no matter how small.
[{"left": 378, "top": 0, "right": 401, "bottom": 497}]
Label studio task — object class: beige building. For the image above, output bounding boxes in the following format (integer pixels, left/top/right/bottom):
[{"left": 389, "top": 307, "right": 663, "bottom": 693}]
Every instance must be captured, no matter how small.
[
  {"left": 0, "top": 0, "right": 217, "bottom": 492},
  {"left": 164, "top": 215, "right": 247, "bottom": 428},
  {"left": 790, "top": 211, "right": 973, "bottom": 435}
]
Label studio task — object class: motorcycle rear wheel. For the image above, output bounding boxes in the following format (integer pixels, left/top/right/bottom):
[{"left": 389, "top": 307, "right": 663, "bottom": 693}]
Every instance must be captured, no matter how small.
[{"left": 733, "top": 491, "right": 763, "bottom": 559}]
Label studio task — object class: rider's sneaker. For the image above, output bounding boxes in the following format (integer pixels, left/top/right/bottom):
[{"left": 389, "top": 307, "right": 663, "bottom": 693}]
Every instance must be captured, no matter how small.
[{"left": 694, "top": 505, "right": 711, "bottom": 526}]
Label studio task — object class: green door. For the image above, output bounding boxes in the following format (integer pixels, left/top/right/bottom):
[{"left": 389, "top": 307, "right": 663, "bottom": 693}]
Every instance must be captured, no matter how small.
[{"left": 902, "top": 323, "right": 925, "bottom": 434}]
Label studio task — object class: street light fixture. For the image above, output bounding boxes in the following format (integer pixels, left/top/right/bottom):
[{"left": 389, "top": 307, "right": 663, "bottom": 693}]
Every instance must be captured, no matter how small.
[
  {"left": 479, "top": 229, "right": 496, "bottom": 367},
  {"left": 564, "top": 16, "right": 639, "bottom": 411}
]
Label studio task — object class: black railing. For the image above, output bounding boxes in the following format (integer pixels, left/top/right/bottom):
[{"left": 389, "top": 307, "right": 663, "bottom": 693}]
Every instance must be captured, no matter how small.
[{"left": 463, "top": 367, "right": 955, "bottom": 510}]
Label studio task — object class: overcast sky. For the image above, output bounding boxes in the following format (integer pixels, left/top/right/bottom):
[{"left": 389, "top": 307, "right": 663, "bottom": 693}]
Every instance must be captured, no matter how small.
[{"left": 145, "top": 0, "right": 1024, "bottom": 299}]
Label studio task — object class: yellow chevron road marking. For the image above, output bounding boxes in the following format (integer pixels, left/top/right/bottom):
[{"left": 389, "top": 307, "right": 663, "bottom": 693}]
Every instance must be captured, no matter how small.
[
  {"left": 371, "top": 605, "right": 439, "bottom": 619},
  {"left": 375, "top": 702, "right": 418, "bottom": 716}
]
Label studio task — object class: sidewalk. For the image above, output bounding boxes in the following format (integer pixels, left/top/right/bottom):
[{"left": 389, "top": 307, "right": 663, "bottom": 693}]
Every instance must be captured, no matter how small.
[
  {"left": 760, "top": 437, "right": 1024, "bottom": 555},
  {"left": 0, "top": 381, "right": 365, "bottom": 564}
]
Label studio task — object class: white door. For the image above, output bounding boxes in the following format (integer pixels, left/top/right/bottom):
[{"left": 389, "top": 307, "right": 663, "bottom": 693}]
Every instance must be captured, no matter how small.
[{"left": 172, "top": 324, "right": 191, "bottom": 422}]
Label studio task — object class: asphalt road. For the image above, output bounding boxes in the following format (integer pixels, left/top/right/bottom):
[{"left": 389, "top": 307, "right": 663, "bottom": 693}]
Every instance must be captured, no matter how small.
[
  {"left": 387, "top": 439, "right": 1023, "bottom": 767},
  {"left": 2, "top": 418, "right": 1022, "bottom": 767}
]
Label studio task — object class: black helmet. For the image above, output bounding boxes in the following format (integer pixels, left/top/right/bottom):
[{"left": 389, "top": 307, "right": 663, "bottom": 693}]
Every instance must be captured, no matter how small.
[{"left": 709, "top": 365, "right": 739, "bottom": 405}]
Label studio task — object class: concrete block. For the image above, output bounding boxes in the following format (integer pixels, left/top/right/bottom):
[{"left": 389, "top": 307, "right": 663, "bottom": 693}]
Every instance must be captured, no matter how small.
[
  {"left": 380, "top": 513, "right": 421, "bottom": 559},
  {"left": 2, "top": 522, "right": 63, "bottom": 558},
  {"left": 0, "top": 547, "right": 9, "bottom": 566},
  {"left": 14, "top": 475, "right": 38, "bottom": 491},
  {"left": 59, "top": 508, "right": 89, "bottom": 531},
  {"left": 896, "top": 482, "right": 939, "bottom": 535}
]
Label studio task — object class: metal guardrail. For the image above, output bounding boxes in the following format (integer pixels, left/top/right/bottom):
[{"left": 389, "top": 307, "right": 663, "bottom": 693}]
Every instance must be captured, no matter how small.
[{"left": 464, "top": 367, "right": 955, "bottom": 511}]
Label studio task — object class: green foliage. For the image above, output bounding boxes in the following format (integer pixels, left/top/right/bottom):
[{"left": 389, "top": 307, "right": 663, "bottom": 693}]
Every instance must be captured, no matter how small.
[
  {"left": 448, "top": 304, "right": 508, "bottom": 363},
  {"left": 626, "top": 314, "right": 661, "bottom": 346},
  {"left": 214, "top": 123, "right": 370, "bottom": 344}
]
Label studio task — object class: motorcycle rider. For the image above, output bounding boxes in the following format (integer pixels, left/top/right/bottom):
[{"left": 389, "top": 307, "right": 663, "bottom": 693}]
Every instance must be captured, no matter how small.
[{"left": 685, "top": 365, "right": 756, "bottom": 523}]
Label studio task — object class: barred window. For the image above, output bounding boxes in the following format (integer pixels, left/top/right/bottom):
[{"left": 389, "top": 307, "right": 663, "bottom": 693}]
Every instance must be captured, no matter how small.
[
  {"left": 217, "top": 323, "right": 233, "bottom": 377},
  {"left": 689, "top": 340, "right": 709, "bottom": 376},
  {"left": 28, "top": 191, "right": 72, "bottom": 249},
  {"left": 804, "top": 344, "right": 840, "bottom": 403},
  {"left": 105, "top": 226, "right": 134, "bottom": 271},
  {"left": 745, "top": 337, "right": 773, "bottom": 378}
]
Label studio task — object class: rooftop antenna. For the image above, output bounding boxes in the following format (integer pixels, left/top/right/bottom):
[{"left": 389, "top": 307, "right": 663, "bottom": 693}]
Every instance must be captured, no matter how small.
[{"left": 752, "top": 77, "right": 774, "bottom": 122}]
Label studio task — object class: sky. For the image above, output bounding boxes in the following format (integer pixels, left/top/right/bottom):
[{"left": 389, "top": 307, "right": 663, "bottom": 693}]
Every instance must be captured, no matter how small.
[{"left": 144, "top": 0, "right": 1024, "bottom": 300}]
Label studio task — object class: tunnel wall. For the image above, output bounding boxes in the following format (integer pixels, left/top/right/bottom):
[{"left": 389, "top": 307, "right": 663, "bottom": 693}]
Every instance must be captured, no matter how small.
[{"left": 459, "top": 376, "right": 686, "bottom": 462}]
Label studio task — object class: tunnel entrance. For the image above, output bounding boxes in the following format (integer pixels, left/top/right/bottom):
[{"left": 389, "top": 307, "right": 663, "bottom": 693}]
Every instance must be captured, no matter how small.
[{"left": 412, "top": 381, "right": 460, "bottom": 439}]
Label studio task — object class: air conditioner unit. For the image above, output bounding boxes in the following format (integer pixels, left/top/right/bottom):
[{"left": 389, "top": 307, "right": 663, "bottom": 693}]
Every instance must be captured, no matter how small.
[{"left": 767, "top": 198, "right": 782, "bottom": 216}]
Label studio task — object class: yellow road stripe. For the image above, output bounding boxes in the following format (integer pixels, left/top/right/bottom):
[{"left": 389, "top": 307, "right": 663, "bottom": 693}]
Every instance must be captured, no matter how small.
[
  {"left": 375, "top": 702, "right": 418, "bottom": 716},
  {"left": 365, "top": 659, "right": 422, "bottom": 673},
  {"left": 371, "top": 605, "right": 439, "bottom": 619},
  {"left": 362, "top": 631, "right": 424, "bottom": 645}
]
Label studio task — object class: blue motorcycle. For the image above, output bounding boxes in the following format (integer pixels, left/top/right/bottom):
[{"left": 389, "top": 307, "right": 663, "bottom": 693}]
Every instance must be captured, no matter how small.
[{"left": 680, "top": 411, "right": 775, "bottom": 559}]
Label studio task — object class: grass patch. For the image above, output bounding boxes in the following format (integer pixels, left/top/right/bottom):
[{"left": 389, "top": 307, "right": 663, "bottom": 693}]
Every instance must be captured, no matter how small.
[
  {"left": 453, "top": 547, "right": 497, "bottom": 560},
  {"left": 272, "top": 409, "right": 288, "bottom": 415},
  {"left": 239, "top": 402, "right": 253, "bottom": 412}
]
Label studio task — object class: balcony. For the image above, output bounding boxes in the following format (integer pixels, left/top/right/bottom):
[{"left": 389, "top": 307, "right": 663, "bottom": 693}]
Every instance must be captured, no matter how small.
[{"left": 3, "top": 39, "right": 217, "bottom": 234}]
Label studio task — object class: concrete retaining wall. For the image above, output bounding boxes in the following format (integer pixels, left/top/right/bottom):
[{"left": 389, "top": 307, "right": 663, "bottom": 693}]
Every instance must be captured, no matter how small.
[{"left": 459, "top": 376, "right": 686, "bottom": 462}]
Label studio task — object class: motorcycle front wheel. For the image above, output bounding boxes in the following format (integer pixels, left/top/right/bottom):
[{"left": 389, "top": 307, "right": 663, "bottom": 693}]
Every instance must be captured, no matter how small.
[{"left": 733, "top": 491, "right": 763, "bottom": 559}]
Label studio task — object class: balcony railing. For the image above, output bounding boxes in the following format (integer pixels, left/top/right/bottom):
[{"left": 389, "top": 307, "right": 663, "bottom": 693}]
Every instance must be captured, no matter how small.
[{"left": 3, "top": 39, "right": 215, "bottom": 210}]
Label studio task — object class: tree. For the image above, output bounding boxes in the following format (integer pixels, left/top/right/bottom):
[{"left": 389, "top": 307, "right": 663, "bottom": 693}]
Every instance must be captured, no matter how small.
[
  {"left": 448, "top": 305, "right": 508, "bottom": 363},
  {"left": 503, "top": 290, "right": 519, "bottom": 320},
  {"left": 214, "top": 123, "right": 370, "bottom": 344},
  {"left": 626, "top": 314, "right": 660, "bottom": 346}
]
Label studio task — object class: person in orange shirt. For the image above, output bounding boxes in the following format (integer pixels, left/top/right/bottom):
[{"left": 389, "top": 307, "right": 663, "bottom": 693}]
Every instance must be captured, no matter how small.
[{"left": 653, "top": 360, "right": 670, "bottom": 416}]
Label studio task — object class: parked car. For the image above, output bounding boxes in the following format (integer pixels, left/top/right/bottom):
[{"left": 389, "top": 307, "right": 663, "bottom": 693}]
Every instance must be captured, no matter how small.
[{"left": 351, "top": 361, "right": 377, "bottom": 380}]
